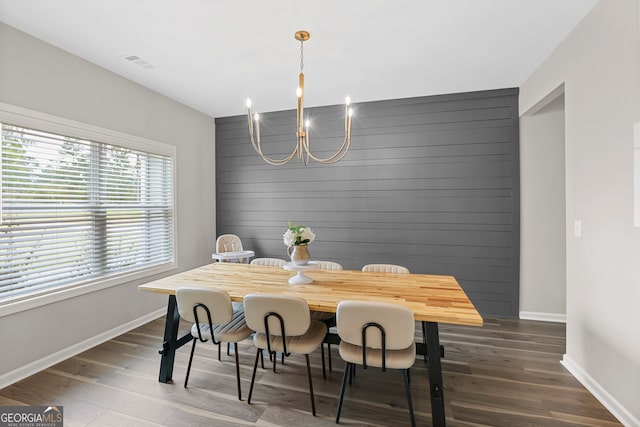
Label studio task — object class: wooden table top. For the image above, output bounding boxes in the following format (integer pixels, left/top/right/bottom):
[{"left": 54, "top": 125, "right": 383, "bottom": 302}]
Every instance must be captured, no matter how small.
[{"left": 139, "top": 262, "right": 483, "bottom": 327}]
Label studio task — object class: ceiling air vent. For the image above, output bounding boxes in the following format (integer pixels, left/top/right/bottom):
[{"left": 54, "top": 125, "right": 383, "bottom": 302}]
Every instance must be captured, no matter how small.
[{"left": 124, "top": 54, "right": 154, "bottom": 69}]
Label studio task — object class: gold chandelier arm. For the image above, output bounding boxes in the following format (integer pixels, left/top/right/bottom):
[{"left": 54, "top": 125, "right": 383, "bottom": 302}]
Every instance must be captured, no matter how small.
[
  {"left": 255, "top": 142, "right": 298, "bottom": 165},
  {"left": 303, "top": 133, "right": 351, "bottom": 164},
  {"left": 247, "top": 108, "right": 299, "bottom": 165},
  {"left": 302, "top": 106, "right": 352, "bottom": 164}
]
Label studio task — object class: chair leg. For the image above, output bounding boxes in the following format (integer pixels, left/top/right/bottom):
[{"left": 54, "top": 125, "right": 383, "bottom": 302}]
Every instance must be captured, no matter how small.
[
  {"left": 336, "top": 362, "right": 351, "bottom": 423},
  {"left": 248, "top": 349, "right": 261, "bottom": 404},
  {"left": 234, "top": 343, "right": 242, "bottom": 400},
  {"left": 327, "top": 343, "right": 333, "bottom": 372},
  {"left": 184, "top": 338, "right": 197, "bottom": 388},
  {"left": 403, "top": 369, "right": 416, "bottom": 427},
  {"left": 260, "top": 349, "right": 265, "bottom": 369},
  {"left": 349, "top": 363, "right": 356, "bottom": 385},
  {"left": 320, "top": 343, "right": 327, "bottom": 380},
  {"left": 420, "top": 322, "right": 427, "bottom": 364},
  {"left": 304, "top": 354, "right": 316, "bottom": 416},
  {"left": 227, "top": 342, "right": 231, "bottom": 356},
  {"left": 218, "top": 342, "right": 222, "bottom": 361},
  {"left": 349, "top": 363, "right": 354, "bottom": 385}
]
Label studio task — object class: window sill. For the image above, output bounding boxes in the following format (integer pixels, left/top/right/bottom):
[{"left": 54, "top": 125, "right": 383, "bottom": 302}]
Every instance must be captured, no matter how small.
[{"left": 0, "top": 262, "right": 177, "bottom": 318}]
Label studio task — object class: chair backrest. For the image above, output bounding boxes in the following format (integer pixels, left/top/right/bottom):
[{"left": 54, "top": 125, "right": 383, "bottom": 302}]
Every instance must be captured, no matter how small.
[
  {"left": 313, "top": 260, "right": 343, "bottom": 270},
  {"left": 362, "top": 264, "right": 410, "bottom": 274},
  {"left": 216, "top": 234, "right": 243, "bottom": 252},
  {"left": 336, "top": 300, "right": 415, "bottom": 350},
  {"left": 250, "top": 257, "right": 287, "bottom": 267},
  {"left": 243, "top": 294, "right": 311, "bottom": 337},
  {"left": 176, "top": 286, "right": 233, "bottom": 325}
]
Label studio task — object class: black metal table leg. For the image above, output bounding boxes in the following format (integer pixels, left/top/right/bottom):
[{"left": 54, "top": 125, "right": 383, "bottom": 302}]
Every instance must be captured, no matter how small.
[
  {"left": 425, "top": 321, "right": 446, "bottom": 427},
  {"left": 158, "top": 295, "right": 192, "bottom": 383}
]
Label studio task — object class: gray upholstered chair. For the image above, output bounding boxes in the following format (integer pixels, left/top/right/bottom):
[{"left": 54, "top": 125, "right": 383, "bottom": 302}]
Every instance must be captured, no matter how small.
[
  {"left": 243, "top": 293, "right": 327, "bottom": 416},
  {"left": 361, "top": 263, "right": 410, "bottom": 274},
  {"left": 249, "top": 257, "right": 287, "bottom": 267},
  {"left": 175, "top": 286, "right": 252, "bottom": 400},
  {"left": 335, "top": 300, "right": 417, "bottom": 426}
]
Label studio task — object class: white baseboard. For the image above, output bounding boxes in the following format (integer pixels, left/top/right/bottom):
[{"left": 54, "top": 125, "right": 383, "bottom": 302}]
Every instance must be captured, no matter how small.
[
  {"left": 562, "top": 354, "right": 640, "bottom": 427},
  {"left": 519, "top": 311, "right": 566, "bottom": 323},
  {"left": 0, "top": 308, "right": 165, "bottom": 390}
]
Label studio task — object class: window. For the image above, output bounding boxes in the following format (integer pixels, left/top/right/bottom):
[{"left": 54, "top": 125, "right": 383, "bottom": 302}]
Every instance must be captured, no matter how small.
[{"left": 0, "top": 105, "right": 175, "bottom": 308}]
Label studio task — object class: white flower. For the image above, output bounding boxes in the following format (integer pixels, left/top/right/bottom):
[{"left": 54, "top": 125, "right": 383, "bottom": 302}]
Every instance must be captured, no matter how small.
[
  {"left": 283, "top": 229, "right": 297, "bottom": 247},
  {"left": 299, "top": 227, "right": 315, "bottom": 243},
  {"left": 283, "top": 222, "right": 316, "bottom": 246}
]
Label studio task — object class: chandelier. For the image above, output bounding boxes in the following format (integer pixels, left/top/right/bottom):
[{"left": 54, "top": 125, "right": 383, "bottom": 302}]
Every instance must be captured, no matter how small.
[{"left": 246, "top": 30, "right": 353, "bottom": 165}]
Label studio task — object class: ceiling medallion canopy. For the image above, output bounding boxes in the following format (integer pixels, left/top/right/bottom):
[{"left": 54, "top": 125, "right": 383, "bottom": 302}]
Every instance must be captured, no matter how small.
[{"left": 246, "top": 30, "right": 353, "bottom": 165}]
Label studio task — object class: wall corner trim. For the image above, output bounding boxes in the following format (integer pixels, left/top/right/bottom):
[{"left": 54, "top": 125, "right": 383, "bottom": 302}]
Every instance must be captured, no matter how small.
[{"left": 562, "top": 354, "right": 640, "bottom": 427}]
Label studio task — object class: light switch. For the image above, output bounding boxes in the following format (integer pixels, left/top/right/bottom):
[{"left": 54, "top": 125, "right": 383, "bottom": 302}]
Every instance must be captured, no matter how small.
[{"left": 574, "top": 220, "right": 582, "bottom": 237}]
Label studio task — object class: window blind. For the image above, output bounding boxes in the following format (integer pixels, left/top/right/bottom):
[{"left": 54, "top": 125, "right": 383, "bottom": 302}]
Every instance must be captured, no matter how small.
[{"left": 0, "top": 123, "right": 174, "bottom": 300}]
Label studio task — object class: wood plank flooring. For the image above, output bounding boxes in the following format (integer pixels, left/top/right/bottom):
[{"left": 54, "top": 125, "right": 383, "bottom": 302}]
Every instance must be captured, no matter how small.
[{"left": 0, "top": 318, "right": 621, "bottom": 426}]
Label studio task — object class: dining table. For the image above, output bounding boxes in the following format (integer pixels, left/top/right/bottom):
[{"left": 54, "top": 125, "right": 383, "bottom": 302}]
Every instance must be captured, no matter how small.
[{"left": 139, "top": 262, "right": 483, "bottom": 427}]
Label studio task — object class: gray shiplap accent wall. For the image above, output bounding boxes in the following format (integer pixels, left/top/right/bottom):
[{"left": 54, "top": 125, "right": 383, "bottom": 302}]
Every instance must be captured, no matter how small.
[{"left": 215, "top": 88, "right": 520, "bottom": 317}]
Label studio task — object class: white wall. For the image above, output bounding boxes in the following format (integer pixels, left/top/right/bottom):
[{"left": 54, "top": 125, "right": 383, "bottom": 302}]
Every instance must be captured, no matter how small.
[
  {"left": 0, "top": 23, "right": 216, "bottom": 385},
  {"left": 520, "top": 1, "right": 640, "bottom": 425},
  {"left": 519, "top": 95, "right": 567, "bottom": 321}
]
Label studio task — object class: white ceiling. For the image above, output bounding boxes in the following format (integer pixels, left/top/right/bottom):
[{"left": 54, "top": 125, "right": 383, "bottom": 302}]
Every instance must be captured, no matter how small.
[{"left": 0, "top": 0, "right": 598, "bottom": 118}]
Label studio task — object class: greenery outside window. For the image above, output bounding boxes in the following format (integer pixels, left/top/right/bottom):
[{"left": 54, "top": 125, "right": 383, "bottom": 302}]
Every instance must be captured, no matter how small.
[{"left": 0, "top": 104, "right": 176, "bottom": 311}]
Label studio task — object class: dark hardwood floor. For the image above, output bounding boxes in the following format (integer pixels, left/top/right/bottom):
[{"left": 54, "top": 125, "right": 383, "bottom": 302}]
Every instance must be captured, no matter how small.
[{"left": 0, "top": 317, "right": 621, "bottom": 426}]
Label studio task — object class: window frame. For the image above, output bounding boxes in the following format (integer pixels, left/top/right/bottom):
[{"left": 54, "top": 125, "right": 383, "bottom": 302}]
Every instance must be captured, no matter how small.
[{"left": 0, "top": 102, "right": 177, "bottom": 317}]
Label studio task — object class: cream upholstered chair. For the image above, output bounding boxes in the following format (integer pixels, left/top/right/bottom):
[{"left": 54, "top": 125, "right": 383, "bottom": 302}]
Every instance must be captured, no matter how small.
[
  {"left": 309, "top": 261, "right": 343, "bottom": 370},
  {"left": 310, "top": 260, "right": 342, "bottom": 320},
  {"left": 361, "top": 263, "right": 427, "bottom": 363},
  {"left": 362, "top": 263, "right": 410, "bottom": 274},
  {"left": 335, "top": 300, "right": 417, "bottom": 426},
  {"left": 313, "top": 260, "right": 343, "bottom": 270},
  {"left": 175, "top": 286, "right": 252, "bottom": 400},
  {"left": 250, "top": 257, "right": 287, "bottom": 267},
  {"left": 309, "top": 261, "right": 342, "bottom": 321},
  {"left": 243, "top": 294, "right": 327, "bottom": 416}
]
